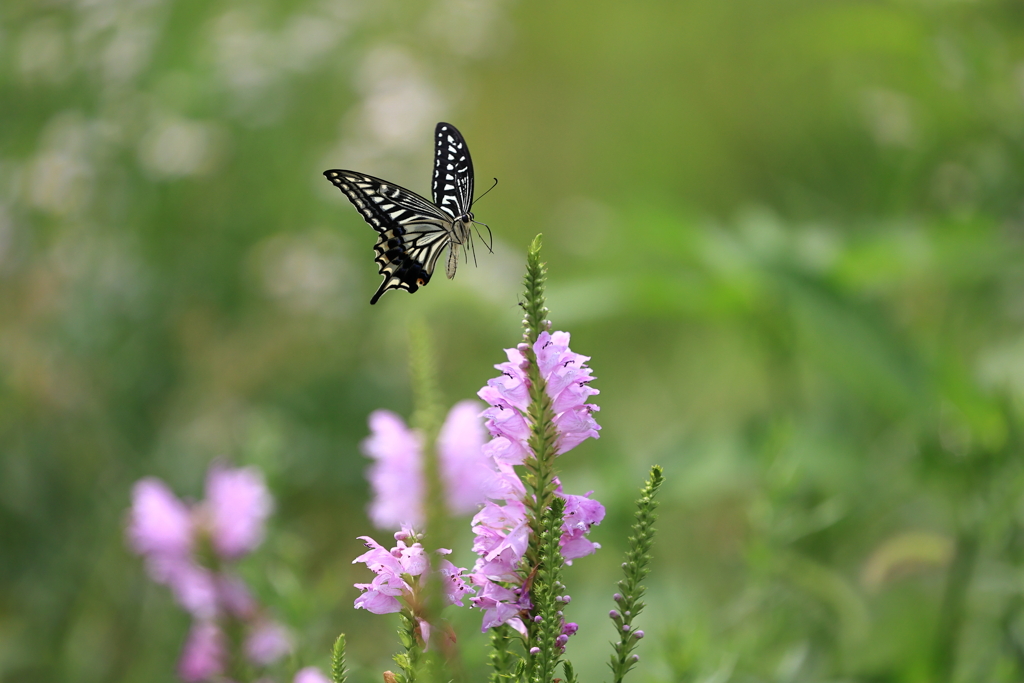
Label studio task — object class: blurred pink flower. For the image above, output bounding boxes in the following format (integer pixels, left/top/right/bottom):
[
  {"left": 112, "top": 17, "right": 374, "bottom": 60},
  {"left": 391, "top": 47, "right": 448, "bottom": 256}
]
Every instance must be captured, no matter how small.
[
  {"left": 127, "top": 464, "right": 273, "bottom": 619},
  {"left": 439, "top": 400, "right": 494, "bottom": 514},
  {"left": 244, "top": 619, "right": 292, "bottom": 665},
  {"left": 178, "top": 621, "right": 225, "bottom": 683},
  {"left": 362, "top": 402, "right": 495, "bottom": 529},
  {"left": 128, "top": 478, "right": 193, "bottom": 560},
  {"left": 128, "top": 463, "right": 290, "bottom": 679},
  {"left": 294, "top": 667, "right": 332, "bottom": 683},
  {"left": 363, "top": 410, "right": 424, "bottom": 528},
  {"left": 204, "top": 464, "right": 273, "bottom": 559}
]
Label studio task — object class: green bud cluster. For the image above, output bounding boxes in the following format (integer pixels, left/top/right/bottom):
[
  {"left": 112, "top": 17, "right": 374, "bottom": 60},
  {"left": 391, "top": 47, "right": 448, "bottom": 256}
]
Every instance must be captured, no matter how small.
[{"left": 608, "top": 466, "right": 664, "bottom": 683}]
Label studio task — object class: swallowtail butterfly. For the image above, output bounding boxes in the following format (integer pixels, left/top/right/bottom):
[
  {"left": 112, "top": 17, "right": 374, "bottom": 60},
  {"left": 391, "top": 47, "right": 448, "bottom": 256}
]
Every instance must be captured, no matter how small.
[{"left": 324, "top": 122, "right": 487, "bottom": 304}]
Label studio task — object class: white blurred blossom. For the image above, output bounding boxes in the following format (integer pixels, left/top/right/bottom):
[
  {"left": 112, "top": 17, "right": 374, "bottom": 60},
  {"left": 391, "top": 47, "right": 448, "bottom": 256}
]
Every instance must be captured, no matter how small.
[{"left": 138, "top": 117, "right": 225, "bottom": 178}]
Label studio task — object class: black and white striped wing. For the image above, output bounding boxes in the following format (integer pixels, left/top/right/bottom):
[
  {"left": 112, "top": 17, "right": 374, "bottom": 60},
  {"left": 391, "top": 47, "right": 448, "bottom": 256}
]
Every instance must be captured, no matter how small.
[
  {"left": 324, "top": 170, "right": 454, "bottom": 304},
  {"left": 432, "top": 122, "right": 475, "bottom": 219}
]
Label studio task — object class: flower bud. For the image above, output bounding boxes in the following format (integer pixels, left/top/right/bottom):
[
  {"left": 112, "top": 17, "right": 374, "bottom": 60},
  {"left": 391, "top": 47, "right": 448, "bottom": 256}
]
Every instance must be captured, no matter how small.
[
  {"left": 634, "top": 630, "right": 644, "bottom": 639},
  {"left": 529, "top": 647, "right": 540, "bottom": 655},
  {"left": 609, "top": 610, "right": 620, "bottom": 619}
]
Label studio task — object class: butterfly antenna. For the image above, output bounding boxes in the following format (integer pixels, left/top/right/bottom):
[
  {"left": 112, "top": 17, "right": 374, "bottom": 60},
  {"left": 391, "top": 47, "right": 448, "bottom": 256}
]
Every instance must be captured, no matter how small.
[
  {"left": 470, "top": 178, "right": 499, "bottom": 209},
  {"left": 472, "top": 220, "right": 494, "bottom": 254}
]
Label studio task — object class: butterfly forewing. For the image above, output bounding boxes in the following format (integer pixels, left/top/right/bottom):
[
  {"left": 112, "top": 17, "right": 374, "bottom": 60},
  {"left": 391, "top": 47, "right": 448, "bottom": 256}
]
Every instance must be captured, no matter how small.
[
  {"left": 323, "top": 170, "right": 454, "bottom": 304},
  {"left": 432, "top": 122, "right": 475, "bottom": 219}
]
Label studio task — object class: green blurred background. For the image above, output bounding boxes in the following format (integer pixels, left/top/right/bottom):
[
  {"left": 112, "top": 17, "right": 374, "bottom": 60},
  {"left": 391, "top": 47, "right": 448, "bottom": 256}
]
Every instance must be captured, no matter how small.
[{"left": 4, "top": 0, "right": 1024, "bottom": 681}]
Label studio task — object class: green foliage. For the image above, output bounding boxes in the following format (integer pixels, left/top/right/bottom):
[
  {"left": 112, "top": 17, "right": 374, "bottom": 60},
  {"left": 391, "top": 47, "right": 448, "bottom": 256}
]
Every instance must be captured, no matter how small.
[
  {"left": 488, "top": 626, "right": 520, "bottom": 683},
  {"left": 5, "top": 0, "right": 1024, "bottom": 682}
]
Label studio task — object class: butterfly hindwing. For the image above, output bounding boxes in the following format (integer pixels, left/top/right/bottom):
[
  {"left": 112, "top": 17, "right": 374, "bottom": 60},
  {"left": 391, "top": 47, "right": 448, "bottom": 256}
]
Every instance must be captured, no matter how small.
[
  {"left": 432, "top": 122, "right": 475, "bottom": 220},
  {"left": 323, "top": 170, "right": 454, "bottom": 304}
]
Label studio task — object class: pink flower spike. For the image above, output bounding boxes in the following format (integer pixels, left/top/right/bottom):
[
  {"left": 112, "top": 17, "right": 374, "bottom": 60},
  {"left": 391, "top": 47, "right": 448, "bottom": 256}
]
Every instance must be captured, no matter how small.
[
  {"left": 362, "top": 410, "right": 424, "bottom": 529},
  {"left": 245, "top": 620, "right": 292, "bottom": 665},
  {"left": 294, "top": 667, "right": 332, "bottom": 683},
  {"left": 438, "top": 400, "right": 493, "bottom": 514},
  {"left": 128, "top": 478, "right": 193, "bottom": 559},
  {"left": 205, "top": 465, "right": 273, "bottom": 559},
  {"left": 178, "top": 621, "right": 225, "bottom": 683}
]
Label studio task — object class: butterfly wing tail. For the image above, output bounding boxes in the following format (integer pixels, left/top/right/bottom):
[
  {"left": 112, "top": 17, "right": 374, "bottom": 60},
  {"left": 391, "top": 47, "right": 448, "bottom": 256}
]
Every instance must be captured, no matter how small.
[{"left": 370, "top": 280, "right": 389, "bottom": 305}]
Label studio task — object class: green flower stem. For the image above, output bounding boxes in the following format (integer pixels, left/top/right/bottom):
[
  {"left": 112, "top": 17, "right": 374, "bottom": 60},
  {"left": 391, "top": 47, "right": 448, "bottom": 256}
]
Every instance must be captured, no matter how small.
[
  {"left": 407, "top": 322, "right": 462, "bottom": 683},
  {"left": 608, "top": 466, "right": 664, "bottom": 683},
  {"left": 520, "top": 235, "right": 559, "bottom": 548},
  {"left": 394, "top": 609, "right": 423, "bottom": 683},
  {"left": 516, "top": 235, "right": 568, "bottom": 683},
  {"left": 528, "top": 498, "right": 568, "bottom": 683},
  {"left": 488, "top": 625, "right": 517, "bottom": 683}
]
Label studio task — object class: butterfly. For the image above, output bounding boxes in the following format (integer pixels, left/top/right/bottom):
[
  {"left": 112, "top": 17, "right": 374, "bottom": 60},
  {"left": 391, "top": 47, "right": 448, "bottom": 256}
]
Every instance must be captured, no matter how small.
[{"left": 324, "top": 122, "right": 491, "bottom": 304}]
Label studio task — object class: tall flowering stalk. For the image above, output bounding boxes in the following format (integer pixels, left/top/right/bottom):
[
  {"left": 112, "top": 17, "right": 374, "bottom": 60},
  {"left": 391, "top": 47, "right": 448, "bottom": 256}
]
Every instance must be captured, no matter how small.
[{"left": 348, "top": 235, "right": 659, "bottom": 683}]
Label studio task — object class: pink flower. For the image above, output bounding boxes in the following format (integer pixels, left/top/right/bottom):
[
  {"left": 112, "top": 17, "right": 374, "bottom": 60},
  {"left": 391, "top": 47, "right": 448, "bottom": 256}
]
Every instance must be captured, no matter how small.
[
  {"left": 439, "top": 558, "right": 475, "bottom": 606},
  {"left": 467, "top": 332, "right": 605, "bottom": 634},
  {"left": 478, "top": 331, "right": 600, "bottom": 459},
  {"left": 178, "top": 621, "right": 225, "bottom": 683},
  {"left": 362, "top": 403, "right": 495, "bottom": 530},
  {"left": 559, "top": 489, "right": 606, "bottom": 562},
  {"left": 245, "top": 620, "right": 292, "bottom": 665},
  {"left": 128, "top": 464, "right": 291, "bottom": 679},
  {"left": 204, "top": 465, "right": 273, "bottom": 559},
  {"left": 294, "top": 668, "right": 332, "bottom": 683},
  {"left": 363, "top": 411, "right": 424, "bottom": 528},
  {"left": 128, "top": 479, "right": 193, "bottom": 560},
  {"left": 127, "top": 465, "right": 274, "bottom": 619},
  {"left": 352, "top": 528, "right": 473, "bottom": 615},
  {"left": 472, "top": 582, "right": 529, "bottom": 635},
  {"left": 439, "top": 401, "right": 494, "bottom": 514}
]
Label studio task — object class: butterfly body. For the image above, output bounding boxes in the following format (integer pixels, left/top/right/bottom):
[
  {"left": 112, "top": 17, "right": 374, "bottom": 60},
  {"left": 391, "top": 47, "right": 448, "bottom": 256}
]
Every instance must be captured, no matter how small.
[{"left": 325, "top": 122, "right": 481, "bottom": 304}]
